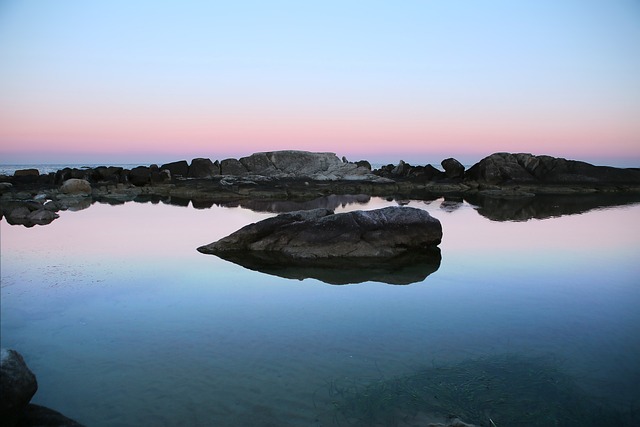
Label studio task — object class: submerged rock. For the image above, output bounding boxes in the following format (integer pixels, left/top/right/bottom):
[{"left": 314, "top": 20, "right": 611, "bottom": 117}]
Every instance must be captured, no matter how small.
[{"left": 198, "top": 206, "right": 442, "bottom": 259}]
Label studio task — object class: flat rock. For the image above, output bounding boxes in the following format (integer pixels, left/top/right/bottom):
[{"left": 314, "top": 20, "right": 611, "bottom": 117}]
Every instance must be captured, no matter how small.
[{"left": 198, "top": 206, "right": 442, "bottom": 259}]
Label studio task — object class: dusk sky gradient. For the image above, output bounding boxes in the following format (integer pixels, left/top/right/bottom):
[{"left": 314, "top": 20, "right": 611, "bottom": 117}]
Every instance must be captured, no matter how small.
[{"left": 1, "top": 1, "right": 639, "bottom": 166}]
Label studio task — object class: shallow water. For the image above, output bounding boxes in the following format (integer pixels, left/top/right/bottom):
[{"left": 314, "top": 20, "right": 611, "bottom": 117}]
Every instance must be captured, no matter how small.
[{"left": 1, "top": 197, "right": 639, "bottom": 426}]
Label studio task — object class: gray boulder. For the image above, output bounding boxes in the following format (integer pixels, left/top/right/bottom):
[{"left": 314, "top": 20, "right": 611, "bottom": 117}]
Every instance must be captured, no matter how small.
[
  {"left": 220, "top": 158, "right": 249, "bottom": 176},
  {"left": 441, "top": 158, "right": 465, "bottom": 179},
  {"left": 198, "top": 206, "right": 442, "bottom": 259},
  {"left": 60, "top": 179, "right": 92, "bottom": 195},
  {"left": 0, "top": 348, "right": 38, "bottom": 426},
  {"left": 237, "top": 150, "right": 379, "bottom": 180}
]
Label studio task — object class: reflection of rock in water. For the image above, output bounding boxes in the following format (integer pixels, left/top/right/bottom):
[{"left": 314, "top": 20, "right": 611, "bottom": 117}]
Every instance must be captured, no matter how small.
[
  {"left": 327, "top": 354, "right": 637, "bottom": 427},
  {"left": 465, "top": 192, "right": 640, "bottom": 222},
  {"left": 212, "top": 248, "right": 441, "bottom": 285},
  {"left": 238, "top": 194, "right": 371, "bottom": 213}
]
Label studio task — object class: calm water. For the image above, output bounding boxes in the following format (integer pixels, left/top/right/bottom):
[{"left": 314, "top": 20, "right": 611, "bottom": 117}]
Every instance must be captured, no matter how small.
[{"left": 1, "top": 196, "right": 639, "bottom": 426}]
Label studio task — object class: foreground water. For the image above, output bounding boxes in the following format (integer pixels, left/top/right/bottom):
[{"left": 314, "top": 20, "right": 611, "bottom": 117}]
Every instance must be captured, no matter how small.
[{"left": 1, "top": 197, "right": 639, "bottom": 426}]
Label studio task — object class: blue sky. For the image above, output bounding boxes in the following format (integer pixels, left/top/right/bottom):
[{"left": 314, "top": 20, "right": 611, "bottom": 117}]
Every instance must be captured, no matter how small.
[{"left": 1, "top": 0, "right": 639, "bottom": 166}]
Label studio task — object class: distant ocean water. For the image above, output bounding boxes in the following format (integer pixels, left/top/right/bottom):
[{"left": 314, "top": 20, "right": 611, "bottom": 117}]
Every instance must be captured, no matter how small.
[{"left": 0, "top": 164, "right": 148, "bottom": 176}]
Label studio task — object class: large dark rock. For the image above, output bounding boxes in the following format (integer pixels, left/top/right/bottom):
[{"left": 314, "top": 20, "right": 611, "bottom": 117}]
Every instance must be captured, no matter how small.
[
  {"left": 220, "top": 158, "right": 249, "bottom": 176},
  {"left": 198, "top": 206, "right": 442, "bottom": 259},
  {"left": 160, "top": 160, "right": 189, "bottom": 178},
  {"left": 128, "top": 166, "right": 151, "bottom": 186},
  {"left": 1, "top": 348, "right": 38, "bottom": 426},
  {"left": 466, "top": 153, "right": 640, "bottom": 185},
  {"left": 188, "top": 158, "right": 219, "bottom": 178},
  {"left": 441, "top": 158, "right": 465, "bottom": 179},
  {"left": 13, "top": 169, "right": 39, "bottom": 178}
]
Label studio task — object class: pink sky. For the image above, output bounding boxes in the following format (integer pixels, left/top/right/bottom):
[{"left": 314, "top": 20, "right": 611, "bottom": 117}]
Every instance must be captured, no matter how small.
[{"left": 1, "top": 1, "right": 639, "bottom": 166}]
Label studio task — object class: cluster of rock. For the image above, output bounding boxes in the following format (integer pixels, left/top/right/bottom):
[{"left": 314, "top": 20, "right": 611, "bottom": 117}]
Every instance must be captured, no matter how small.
[
  {"left": 2, "top": 151, "right": 639, "bottom": 227},
  {"left": 0, "top": 348, "right": 84, "bottom": 426},
  {"left": 375, "top": 157, "right": 466, "bottom": 181},
  {"left": 4, "top": 151, "right": 381, "bottom": 189}
]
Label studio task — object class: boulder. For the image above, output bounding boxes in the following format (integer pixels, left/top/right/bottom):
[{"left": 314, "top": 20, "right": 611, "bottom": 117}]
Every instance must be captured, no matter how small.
[
  {"left": 92, "top": 166, "right": 123, "bottom": 183},
  {"left": 392, "top": 160, "right": 411, "bottom": 177},
  {"left": 465, "top": 152, "right": 640, "bottom": 185},
  {"left": 13, "top": 169, "right": 39, "bottom": 178},
  {"left": 355, "top": 160, "right": 371, "bottom": 170},
  {"left": 198, "top": 206, "right": 442, "bottom": 259},
  {"left": 128, "top": 166, "right": 151, "bottom": 186},
  {"left": 441, "top": 158, "right": 465, "bottom": 179},
  {"left": 0, "top": 348, "right": 38, "bottom": 426},
  {"left": 220, "top": 158, "right": 249, "bottom": 176},
  {"left": 237, "top": 150, "right": 380, "bottom": 180},
  {"left": 160, "top": 160, "right": 189, "bottom": 178},
  {"left": 0, "top": 182, "right": 13, "bottom": 194},
  {"left": 188, "top": 158, "right": 219, "bottom": 178},
  {"left": 60, "top": 179, "right": 92, "bottom": 195}
]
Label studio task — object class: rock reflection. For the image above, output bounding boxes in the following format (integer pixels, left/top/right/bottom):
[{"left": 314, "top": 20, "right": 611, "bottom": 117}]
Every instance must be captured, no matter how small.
[
  {"left": 464, "top": 192, "right": 640, "bottom": 222},
  {"left": 211, "top": 248, "right": 441, "bottom": 285},
  {"left": 235, "top": 194, "right": 371, "bottom": 213}
]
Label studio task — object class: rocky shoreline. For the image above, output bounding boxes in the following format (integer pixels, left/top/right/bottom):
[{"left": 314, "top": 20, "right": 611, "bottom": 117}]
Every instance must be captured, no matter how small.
[{"left": 2, "top": 150, "right": 639, "bottom": 227}]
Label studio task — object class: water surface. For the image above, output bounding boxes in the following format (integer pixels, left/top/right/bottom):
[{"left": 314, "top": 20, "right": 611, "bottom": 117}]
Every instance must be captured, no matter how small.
[{"left": 1, "top": 197, "right": 639, "bottom": 426}]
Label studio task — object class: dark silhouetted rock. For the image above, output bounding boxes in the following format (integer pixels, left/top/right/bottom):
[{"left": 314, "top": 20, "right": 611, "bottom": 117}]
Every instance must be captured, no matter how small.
[
  {"left": 128, "top": 166, "right": 151, "bottom": 186},
  {"left": 465, "top": 152, "right": 640, "bottom": 185},
  {"left": 1, "top": 348, "right": 38, "bottom": 427},
  {"left": 91, "top": 166, "right": 123, "bottom": 183},
  {"left": 13, "top": 169, "right": 39, "bottom": 178},
  {"left": 355, "top": 160, "right": 371, "bottom": 170},
  {"left": 441, "top": 158, "right": 465, "bottom": 179},
  {"left": 188, "top": 158, "right": 218, "bottom": 178},
  {"left": 160, "top": 160, "right": 189, "bottom": 178},
  {"left": 198, "top": 206, "right": 442, "bottom": 259}
]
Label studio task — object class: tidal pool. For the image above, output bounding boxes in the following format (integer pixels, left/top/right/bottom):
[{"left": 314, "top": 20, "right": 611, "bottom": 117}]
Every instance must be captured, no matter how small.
[{"left": 1, "top": 196, "right": 639, "bottom": 426}]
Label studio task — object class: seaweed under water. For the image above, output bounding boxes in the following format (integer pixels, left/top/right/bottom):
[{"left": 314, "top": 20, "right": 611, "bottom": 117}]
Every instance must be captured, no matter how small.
[{"left": 325, "top": 354, "right": 639, "bottom": 427}]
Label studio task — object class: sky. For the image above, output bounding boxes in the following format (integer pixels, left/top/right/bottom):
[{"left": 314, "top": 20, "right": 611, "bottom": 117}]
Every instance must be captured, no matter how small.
[{"left": 1, "top": 0, "right": 639, "bottom": 167}]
